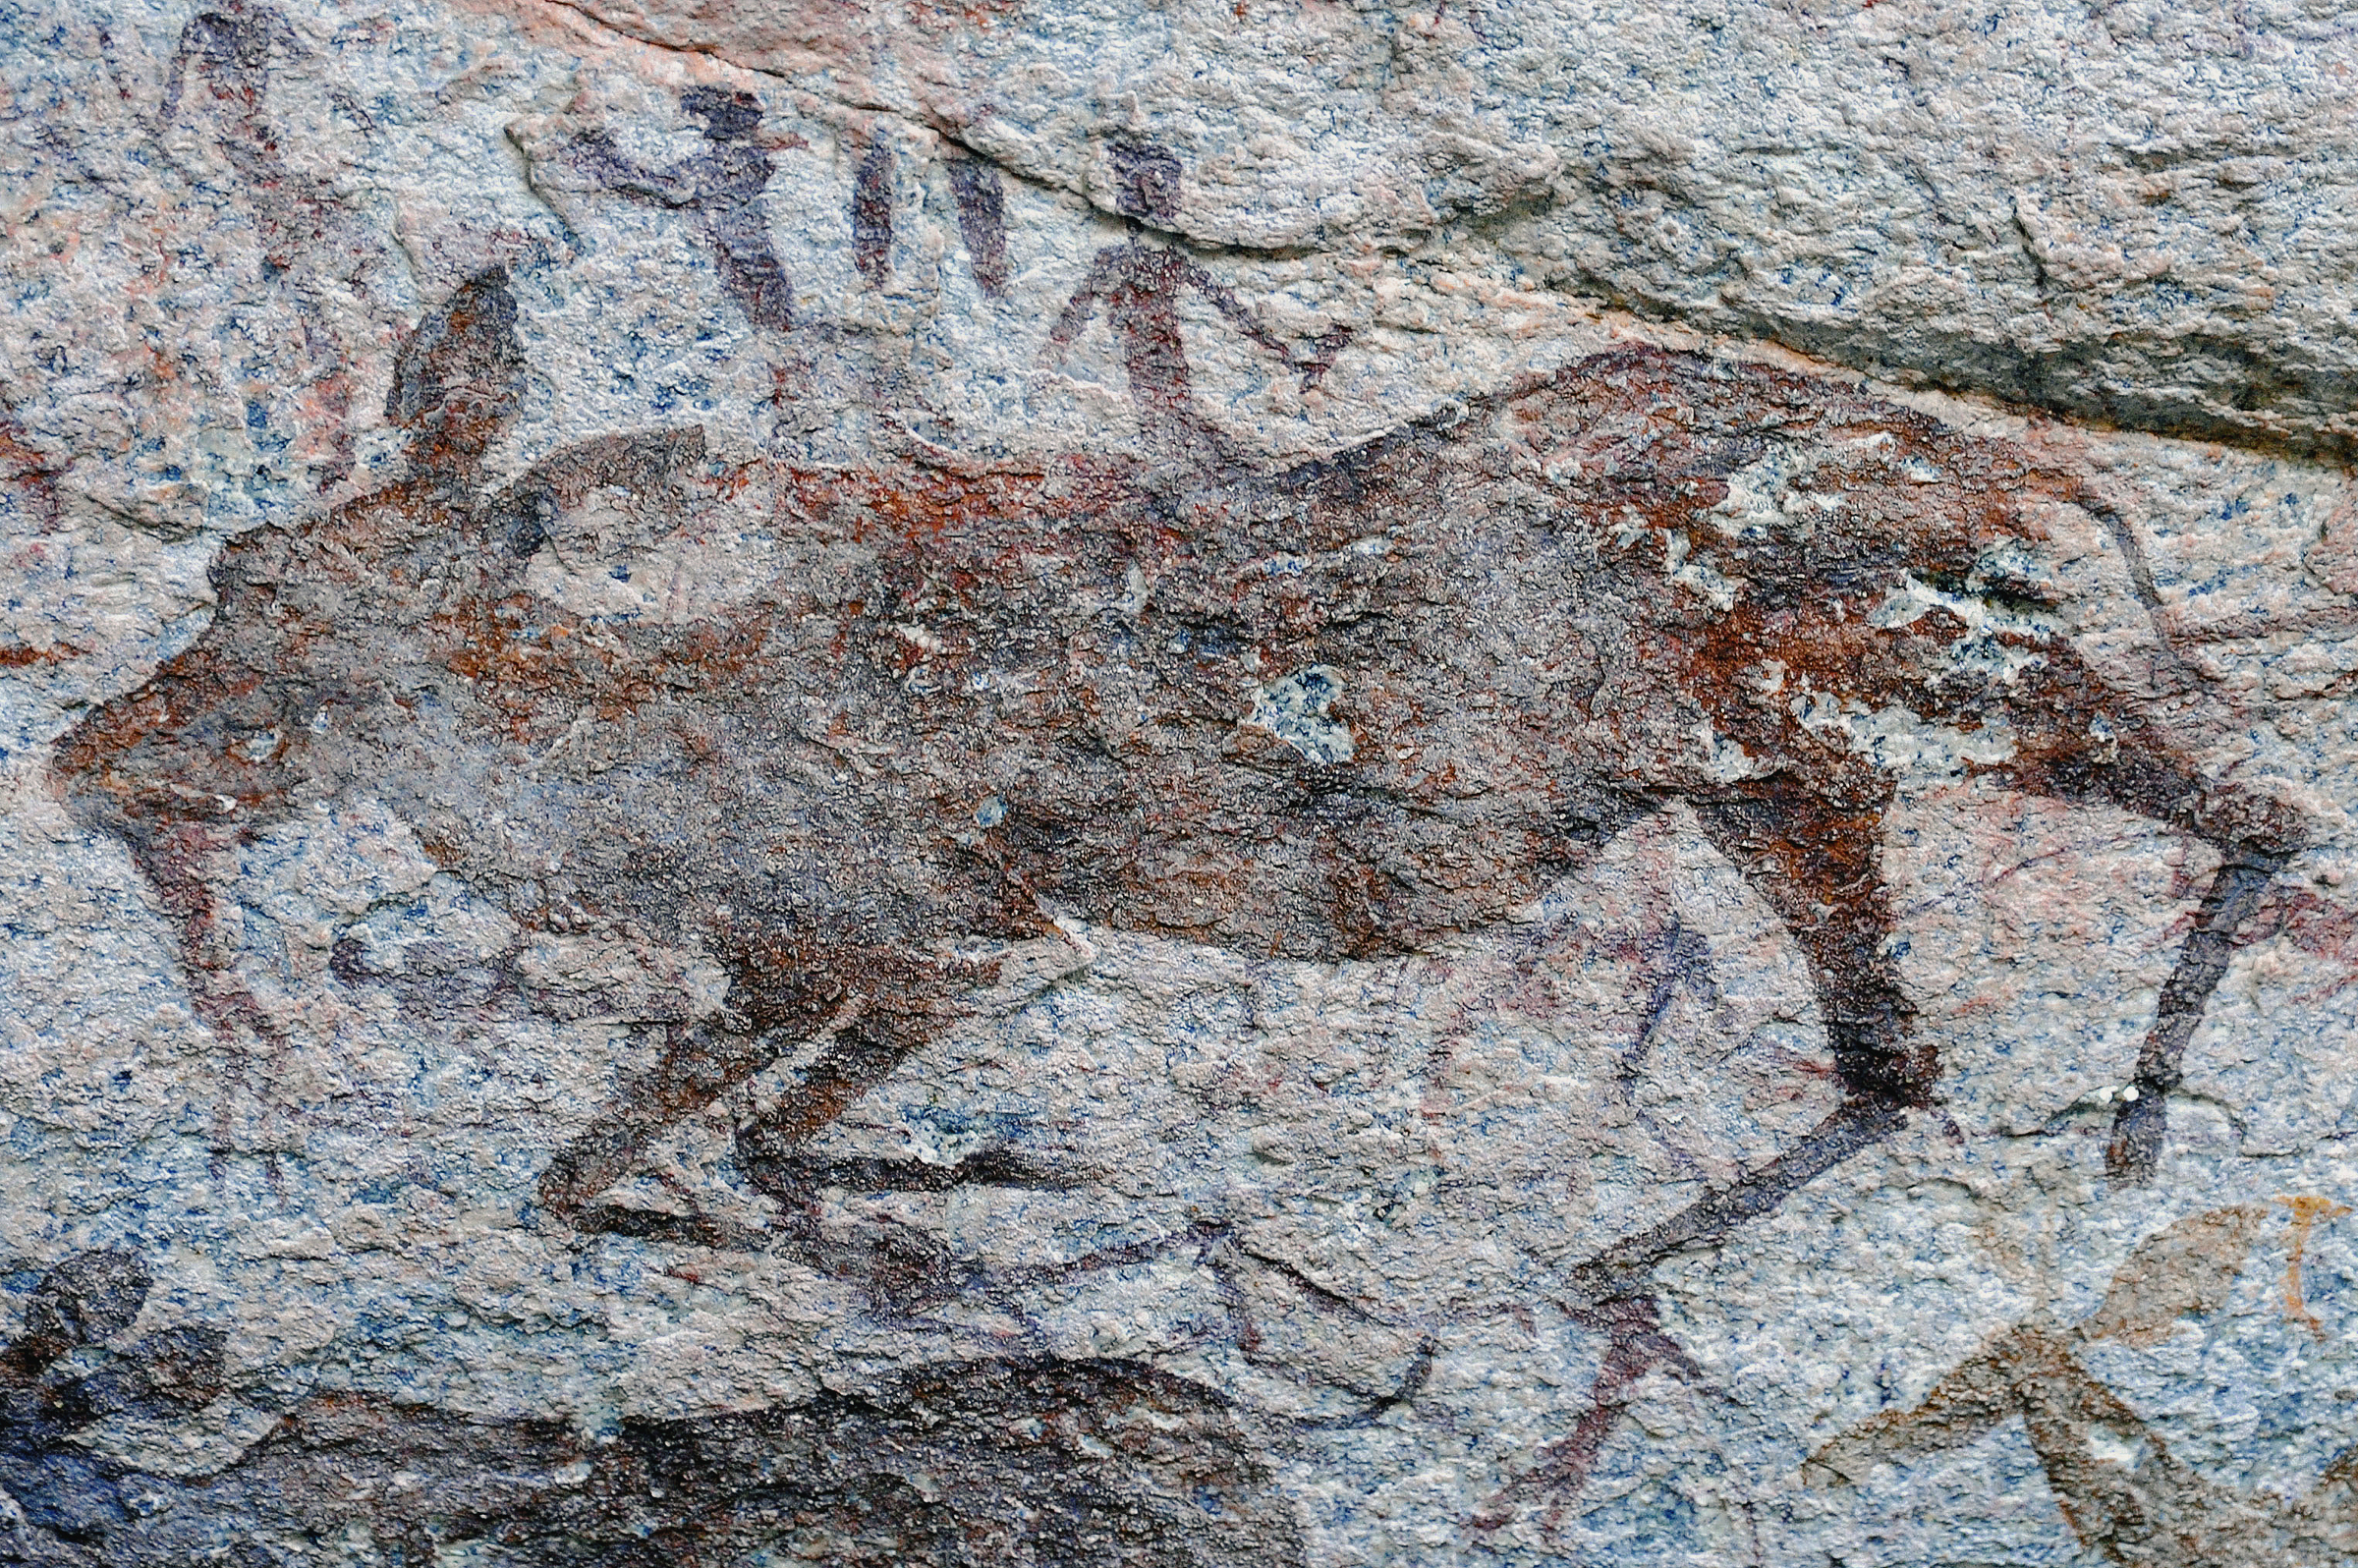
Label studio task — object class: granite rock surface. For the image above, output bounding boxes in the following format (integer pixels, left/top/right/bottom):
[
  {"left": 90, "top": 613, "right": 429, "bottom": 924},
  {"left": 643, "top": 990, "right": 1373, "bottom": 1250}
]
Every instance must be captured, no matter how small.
[{"left": 2, "top": 1, "right": 2357, "bottom": 1564}]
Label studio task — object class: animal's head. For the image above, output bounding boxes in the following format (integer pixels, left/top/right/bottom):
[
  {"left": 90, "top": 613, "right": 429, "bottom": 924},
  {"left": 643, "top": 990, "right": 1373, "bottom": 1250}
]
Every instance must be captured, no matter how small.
[{"left": 384, "top": 267, "right": 527, "bottom": 475}]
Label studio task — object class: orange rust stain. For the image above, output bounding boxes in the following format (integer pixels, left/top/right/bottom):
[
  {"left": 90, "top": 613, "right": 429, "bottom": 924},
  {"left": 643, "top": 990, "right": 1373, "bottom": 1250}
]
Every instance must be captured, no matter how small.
[{"left": 0, "top": 642, "right": 83, "bottom": 668}]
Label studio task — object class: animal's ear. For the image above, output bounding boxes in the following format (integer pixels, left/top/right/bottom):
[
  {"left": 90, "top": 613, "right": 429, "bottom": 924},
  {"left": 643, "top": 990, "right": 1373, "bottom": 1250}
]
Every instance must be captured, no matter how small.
[
  {"left": 386, "top": 267, "right": 527, "bottom": 463},
  {"left": 6, "top": 1249, "right": 153, "bottom": 1375}
]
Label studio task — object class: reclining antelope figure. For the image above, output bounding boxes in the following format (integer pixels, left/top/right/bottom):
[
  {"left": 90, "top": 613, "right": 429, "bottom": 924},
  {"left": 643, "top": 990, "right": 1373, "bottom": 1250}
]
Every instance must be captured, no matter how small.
[{"left": 57, "top": 269, "right": 2303, "bottom": 1325}]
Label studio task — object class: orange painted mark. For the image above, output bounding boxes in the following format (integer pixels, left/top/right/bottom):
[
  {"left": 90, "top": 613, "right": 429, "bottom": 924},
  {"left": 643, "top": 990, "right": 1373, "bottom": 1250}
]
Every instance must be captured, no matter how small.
[{"left": 2274, "top": 1194, "right": 2351, "bottom": 1340}]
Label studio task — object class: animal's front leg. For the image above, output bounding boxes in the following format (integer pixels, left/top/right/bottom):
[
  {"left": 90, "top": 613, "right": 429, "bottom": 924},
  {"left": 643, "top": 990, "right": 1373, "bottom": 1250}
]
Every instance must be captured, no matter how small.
[
  {"left": 2104, "top": 842, "right": 2294, "bottom": 1181},
  {"left": 1988, "top": 660, "right": 2307, "bottom": 1182},
  {"left": 722, "top": 1008, "right": 996, "bottom": 1300},
  {"left": 532, "top": 1015, "right": 791, "bottom": 1235}
]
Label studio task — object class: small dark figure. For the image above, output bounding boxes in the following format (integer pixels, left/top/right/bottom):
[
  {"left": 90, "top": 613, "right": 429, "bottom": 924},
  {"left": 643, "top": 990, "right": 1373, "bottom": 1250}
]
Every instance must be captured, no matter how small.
[
  {"left": 853, "top": 138, "right": 895, "bottom": 290},
  {"left": 945, "top": 147, "right": 1011, "bottom": 297},
  {"left": 1047, "top": 141, "right": 1340, "bottom": 462},
  {"left": 571, "top": 87, "right": 796, "bottom": 335}
]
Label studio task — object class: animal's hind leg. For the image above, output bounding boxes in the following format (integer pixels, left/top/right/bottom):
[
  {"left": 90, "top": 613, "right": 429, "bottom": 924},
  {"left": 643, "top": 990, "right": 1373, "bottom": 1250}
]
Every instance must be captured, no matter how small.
[
  {"left": 1489, "top": 783, "right": 1918, "bottom": 1527},
  {"left": 1990, "top": 675, "right": 2305, "bottom": 1181},
  {"left": 2107, "top": 843, "right": 2289, "bottom": 1180},
  {"left": 1687, "top": 780, "right": 1928, "bottom": 1110},
  {"left": 535, "top": 939, "right": 982, "bottom": 1239},
  {"left": 1555, "top": 784, "right": 1923, "bottom": 1294}
]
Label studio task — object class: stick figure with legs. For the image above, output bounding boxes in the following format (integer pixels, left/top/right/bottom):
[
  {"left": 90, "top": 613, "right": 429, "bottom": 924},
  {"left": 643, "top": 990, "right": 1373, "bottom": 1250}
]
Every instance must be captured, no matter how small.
[
  {"left": 1047, "top": 140, "right": 1350, "bottom": 468},
  {"left": 569, "top": 86, "right": 797, "bottom": 336}
]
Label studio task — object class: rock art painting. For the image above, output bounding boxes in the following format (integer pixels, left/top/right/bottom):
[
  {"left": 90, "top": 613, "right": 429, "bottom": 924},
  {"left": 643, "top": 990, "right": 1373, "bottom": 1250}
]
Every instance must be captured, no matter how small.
[
  {"left": 0, "top": 1248, "right": 1301, "bottom": 1564},
  {"left": 567, "top": 88, "right": 802, "bottom": 338},
  {"left": 4, "top": 2, "right": 2356, "bottom": 1564},
  {"left": 1810, "top": 1204, "right": 2358, "bottom": 1566}
]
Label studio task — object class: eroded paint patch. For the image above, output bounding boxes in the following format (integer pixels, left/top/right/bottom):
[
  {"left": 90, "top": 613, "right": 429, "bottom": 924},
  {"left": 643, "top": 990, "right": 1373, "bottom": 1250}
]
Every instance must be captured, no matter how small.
[{"left": 1247, "top": 664, "right": 1354, "bottom": 764}]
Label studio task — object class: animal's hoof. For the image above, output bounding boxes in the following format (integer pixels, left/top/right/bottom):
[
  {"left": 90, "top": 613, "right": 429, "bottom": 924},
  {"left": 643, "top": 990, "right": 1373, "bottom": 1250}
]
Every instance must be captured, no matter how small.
[{"left": 2105, "top": 1089, "right": 2169, "bottom": 1183}]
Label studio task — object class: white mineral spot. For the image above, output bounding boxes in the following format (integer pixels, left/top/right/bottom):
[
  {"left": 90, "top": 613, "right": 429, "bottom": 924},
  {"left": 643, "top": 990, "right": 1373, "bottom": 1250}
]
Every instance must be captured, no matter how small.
[{"left": 1245, "top": 665, "right": 1354, "bottom": 764}]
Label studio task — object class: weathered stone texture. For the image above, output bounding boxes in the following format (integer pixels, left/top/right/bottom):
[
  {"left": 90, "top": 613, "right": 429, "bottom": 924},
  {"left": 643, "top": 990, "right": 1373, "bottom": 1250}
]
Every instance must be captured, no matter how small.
[
  {"left": 2, "top": 1, "right": 2356, "bottom": 1564},
  {"left": 560, "top": 0, "right": 2358, "bottom": 457}
]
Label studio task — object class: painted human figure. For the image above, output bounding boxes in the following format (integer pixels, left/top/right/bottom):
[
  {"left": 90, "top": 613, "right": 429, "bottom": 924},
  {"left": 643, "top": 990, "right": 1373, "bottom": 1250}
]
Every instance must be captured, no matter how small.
[
  {"left": 570, "top": 86, "right": 796, "bottom": 334},
  {"left": 158, "top": 3, "right": 302, "bottom": 188},
  {"left": 158, "top": 4, "right": 375, "bottom": 279},
  {"left": 158, "top": 2, "right": 378, "bottom": 491},
  {"left": 1047, "top": 141, "right": 1339, "bottom": 462}
]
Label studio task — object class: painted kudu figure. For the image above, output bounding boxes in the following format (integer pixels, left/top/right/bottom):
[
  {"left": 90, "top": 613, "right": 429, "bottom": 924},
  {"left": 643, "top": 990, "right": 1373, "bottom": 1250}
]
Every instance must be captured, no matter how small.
[{"left": 53, "top": 268, "right": 2305, "bottom": 1435}]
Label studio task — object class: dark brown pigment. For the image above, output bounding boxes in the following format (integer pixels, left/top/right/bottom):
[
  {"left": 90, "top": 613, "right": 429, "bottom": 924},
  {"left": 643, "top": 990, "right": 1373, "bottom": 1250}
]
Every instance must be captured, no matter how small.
[
  {"left": 0, "top": 1250, "right": 1300, "bottom": 1565},
  {"left": 40, "top": 267, "right": 2310, "bottom": 1548}
]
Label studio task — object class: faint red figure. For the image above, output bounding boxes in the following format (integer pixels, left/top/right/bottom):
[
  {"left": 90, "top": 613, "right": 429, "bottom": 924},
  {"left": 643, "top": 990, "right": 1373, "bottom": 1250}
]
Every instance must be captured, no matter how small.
[
  {"left": 158, "top": 3, "right": 302, "bottom": 185},
  {"left": 159, "top": 3, "right": 372, "bottom": 492}
]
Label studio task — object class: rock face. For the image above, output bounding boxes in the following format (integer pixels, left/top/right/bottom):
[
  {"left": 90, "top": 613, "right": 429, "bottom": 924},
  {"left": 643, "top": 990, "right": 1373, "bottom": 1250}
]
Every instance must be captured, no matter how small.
[{"left": 3, "top": 3, "right": 2357, "bottom": 1565}]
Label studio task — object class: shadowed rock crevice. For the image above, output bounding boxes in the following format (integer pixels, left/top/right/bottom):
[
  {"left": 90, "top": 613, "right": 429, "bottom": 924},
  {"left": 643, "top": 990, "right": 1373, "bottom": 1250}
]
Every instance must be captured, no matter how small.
[{"left": 0, "top": 1250, "right": 1299, "bottom": 1567}]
